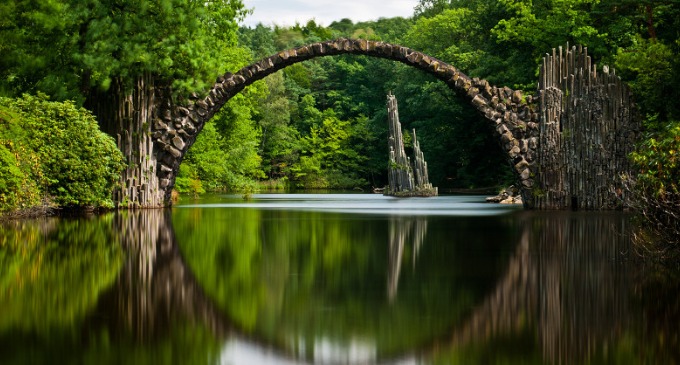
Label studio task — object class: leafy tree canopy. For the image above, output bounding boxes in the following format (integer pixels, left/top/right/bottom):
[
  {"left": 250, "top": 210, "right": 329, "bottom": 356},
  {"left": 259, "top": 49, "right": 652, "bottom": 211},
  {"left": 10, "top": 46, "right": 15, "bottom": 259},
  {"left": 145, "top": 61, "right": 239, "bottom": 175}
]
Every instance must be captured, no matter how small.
[{"left": 0, "top": 0, "right": 249, "bottom": 101}]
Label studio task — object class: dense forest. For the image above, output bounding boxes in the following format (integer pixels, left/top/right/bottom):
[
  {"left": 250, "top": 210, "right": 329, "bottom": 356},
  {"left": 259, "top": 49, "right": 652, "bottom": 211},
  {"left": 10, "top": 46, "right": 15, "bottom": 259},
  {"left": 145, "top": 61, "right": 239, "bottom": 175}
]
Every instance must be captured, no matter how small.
[
  {"left": 0, "top": 0, "right": 679, "bottom": 252},
  {"left": 175, "top": 0, "right": 680, "bottom": 199}
]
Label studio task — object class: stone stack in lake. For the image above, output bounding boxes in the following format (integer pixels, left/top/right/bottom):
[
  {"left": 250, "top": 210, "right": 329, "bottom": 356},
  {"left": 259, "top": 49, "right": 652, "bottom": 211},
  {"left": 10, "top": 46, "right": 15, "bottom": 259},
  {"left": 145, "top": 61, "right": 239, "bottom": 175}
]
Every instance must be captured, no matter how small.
[{"left": 386, "top": 93, "right": 437, "bottom": 197}]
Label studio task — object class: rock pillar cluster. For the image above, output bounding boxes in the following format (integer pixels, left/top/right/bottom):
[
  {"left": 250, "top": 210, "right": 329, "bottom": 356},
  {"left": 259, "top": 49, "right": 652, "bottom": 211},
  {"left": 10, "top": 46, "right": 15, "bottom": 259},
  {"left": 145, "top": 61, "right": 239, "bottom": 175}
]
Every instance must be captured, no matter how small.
[
  {"left": 535, "top": 44, "right": 639, "bottom": 209},
  {"left": 385, "top": 93, "right": 437, "bottom": 197},
  {"left": 88, "top": 74, "right": 165, "bottom": 208}
]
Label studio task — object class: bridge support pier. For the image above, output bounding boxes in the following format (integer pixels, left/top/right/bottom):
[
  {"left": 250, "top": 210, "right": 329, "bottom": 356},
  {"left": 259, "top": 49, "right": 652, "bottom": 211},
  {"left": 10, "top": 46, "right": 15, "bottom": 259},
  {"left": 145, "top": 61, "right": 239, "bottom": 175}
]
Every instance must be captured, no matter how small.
[
  {"left": 87, "top": 74, "right": 167, "bottom": 208},
  {"left": 531, "top": 44, "right": 639, "bottom": 210}
]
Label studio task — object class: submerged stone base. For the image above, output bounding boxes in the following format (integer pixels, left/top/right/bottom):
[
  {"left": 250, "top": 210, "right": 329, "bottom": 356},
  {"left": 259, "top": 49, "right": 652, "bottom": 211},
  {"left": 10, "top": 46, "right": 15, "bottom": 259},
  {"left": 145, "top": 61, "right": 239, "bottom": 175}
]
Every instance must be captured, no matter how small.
[{"left": 385, "top": 187, "right": 438, "bottom": 198}]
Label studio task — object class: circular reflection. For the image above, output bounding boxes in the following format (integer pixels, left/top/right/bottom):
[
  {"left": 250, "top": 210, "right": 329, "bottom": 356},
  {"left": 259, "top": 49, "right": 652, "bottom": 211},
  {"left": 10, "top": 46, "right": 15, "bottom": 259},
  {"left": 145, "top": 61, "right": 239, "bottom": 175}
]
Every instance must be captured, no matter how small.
[{"left": 174, "top": 194, "right": 520, "bottom": 362}]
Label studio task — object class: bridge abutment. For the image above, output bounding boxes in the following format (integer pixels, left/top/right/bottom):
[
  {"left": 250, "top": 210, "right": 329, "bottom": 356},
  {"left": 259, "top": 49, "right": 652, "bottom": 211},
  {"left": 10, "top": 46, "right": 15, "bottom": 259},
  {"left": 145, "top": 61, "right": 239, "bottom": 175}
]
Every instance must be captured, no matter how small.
[{"left": 533, "top": 45, "right": 639, "bottom": 210}]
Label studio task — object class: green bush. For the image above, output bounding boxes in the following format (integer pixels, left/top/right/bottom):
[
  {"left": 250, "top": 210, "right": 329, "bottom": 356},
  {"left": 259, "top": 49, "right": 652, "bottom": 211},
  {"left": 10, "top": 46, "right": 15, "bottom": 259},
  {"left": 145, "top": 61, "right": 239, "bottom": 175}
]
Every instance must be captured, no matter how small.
[
  {"left": 630, "top": 119, "right": 680, "bottom": 196},
  {"left": 0, "top": 143, "right": 24, "bottom": 209},
  {"left": 0, "top": 94, "right": 125, "bottom": 211},
  {"left": 628, "top": 120, "right": 680, "bottom": 260}
]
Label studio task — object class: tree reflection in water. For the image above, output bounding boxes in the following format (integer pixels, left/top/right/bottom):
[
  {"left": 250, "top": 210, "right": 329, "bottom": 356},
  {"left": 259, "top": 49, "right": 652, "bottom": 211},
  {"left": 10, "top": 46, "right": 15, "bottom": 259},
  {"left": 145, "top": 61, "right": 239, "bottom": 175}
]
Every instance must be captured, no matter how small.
[{"left": 3, "top": 207, "right": 678, "bottom": 364}]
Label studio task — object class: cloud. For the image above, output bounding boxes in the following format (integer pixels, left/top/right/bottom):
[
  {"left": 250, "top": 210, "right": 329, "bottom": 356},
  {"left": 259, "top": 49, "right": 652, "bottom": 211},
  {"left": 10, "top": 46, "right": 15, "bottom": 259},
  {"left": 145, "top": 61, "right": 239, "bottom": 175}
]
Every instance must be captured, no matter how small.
[{"left": 242, "top": 0, "right": 417, "bottom": 27}]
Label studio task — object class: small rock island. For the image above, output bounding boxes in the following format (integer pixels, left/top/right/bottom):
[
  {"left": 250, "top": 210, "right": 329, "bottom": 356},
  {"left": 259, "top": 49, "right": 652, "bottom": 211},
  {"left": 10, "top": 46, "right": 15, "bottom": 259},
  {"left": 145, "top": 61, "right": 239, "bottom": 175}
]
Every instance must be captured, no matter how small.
[{"left": 384, "top": 93, "right": 438, "bottom": 197}]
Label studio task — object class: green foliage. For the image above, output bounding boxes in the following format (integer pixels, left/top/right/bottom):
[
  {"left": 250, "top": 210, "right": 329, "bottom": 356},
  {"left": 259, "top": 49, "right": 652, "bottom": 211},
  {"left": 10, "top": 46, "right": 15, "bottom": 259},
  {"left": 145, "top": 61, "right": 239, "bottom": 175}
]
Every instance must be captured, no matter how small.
[
  {"left": 254, "top": 72, "right": 299, "bottom": 179},
  {"left": 0, "top": 94, "right": 125, "bottom": 210},
  {"left": 0, "top": 0, "right": 249, "bottom": 100},
  {"left": 174, "top": 164, "right": 205, "bottom": 196},
  {"left": 288, "top": 97, "right": 368, "bottom": 189},
  {"left": 0, "top": 143, "right": 24, "bottom": 210},
  {"left": 631, "top": 119, "right": 680, "bottom": 195},
  {"left": 178, "top": 88, "right": 265, "bottom": 193},
  {"left": 615, "top": 37, "right": 677, "bottom": 122},
  {"left": 627, "top": 120, "right": 680, "bottom": 259},
  {"left": 0, "top": 215, "right": 123, "bottom": 333}
]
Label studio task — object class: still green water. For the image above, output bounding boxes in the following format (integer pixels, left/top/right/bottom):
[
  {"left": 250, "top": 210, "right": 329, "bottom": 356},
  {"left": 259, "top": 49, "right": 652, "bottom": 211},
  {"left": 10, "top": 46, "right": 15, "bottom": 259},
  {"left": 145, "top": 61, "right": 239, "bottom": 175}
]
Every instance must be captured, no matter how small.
[{"left": 0, "top": 194, "right": 678, "bottom": 364}]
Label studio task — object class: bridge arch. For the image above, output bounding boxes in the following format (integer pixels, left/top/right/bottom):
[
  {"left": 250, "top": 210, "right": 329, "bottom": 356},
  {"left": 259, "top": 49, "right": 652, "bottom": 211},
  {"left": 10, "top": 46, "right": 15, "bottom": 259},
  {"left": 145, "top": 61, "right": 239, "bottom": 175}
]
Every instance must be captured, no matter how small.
[{"left": 152, "top": 38, "right": 539, "bottom": 204}]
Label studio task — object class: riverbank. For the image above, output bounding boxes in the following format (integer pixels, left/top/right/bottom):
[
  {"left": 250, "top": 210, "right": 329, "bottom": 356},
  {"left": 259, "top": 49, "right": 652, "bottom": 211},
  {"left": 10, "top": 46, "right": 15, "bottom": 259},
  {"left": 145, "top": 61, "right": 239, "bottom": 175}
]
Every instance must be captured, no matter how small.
[{"left": 0, "top": 201, "right": 57, "bottom": 222}]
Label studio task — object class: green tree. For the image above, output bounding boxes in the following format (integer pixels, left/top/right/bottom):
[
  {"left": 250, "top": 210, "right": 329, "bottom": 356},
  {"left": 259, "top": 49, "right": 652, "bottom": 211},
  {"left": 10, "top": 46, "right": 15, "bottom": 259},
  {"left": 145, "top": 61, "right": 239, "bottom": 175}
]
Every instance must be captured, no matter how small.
[
  {"left": 0, "top": 0, "right": 249, "bottom": 207},
  {"left": 254, "top": 72, "right": 299, "bottom": 179},
  {"left": 1, "top": 0, "right": 248, "bottom": 99},
  {"left": 288, "top": 96, "right": 368, "bottom": 189}
]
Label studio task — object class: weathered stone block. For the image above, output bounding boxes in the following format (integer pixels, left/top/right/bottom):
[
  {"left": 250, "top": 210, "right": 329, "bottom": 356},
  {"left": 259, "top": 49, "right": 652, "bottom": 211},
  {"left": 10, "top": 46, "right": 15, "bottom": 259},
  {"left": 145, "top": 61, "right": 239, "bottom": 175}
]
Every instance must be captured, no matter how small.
[
  {"left": 501, "top": 131, "right": 514, "bottom": 144},
  {"left": 520, "top": 168, "right": 531, "bottom": 180},
  {"left": 154, "top": 119, "right": 169, "bottom": 131},
  {"left": 512, "top": 90, "right": 523, "bottom": 103},
  {"left": 172, "top": 136, "right": 185, "bottom": 150},
  {"left": 233, "top": 75, "right": 246, "bottom": 84},
  {"left": 238, "top": 68, "right": 252, "bottom": 79},
  {"left": 407, "top": 52, "right": 422, "bottom": 64},
  {"left": 177, "top": 107, "right": 190, "bottom": 117},
  {"left": 490, "top": 95, "right": 499, "bottom": 108},
  {"left": 296, "top": 46, "right": 311, "bottom": 57},
  {"left": 196, "top": 100, "right": 208, "bottom": 110},
  {"left": 472, "top": 94, "right": 488, "bottom": 109},
  {"left": 520, "top": 139, "right": 529, "bottom": 153},
  {"left": 528, "top": 137, "right": 538, "bottom": 149},
  {"left": 497, "top": 124, "right": 510, "bottom": 135},
  {"left": 166, "top": 146, "right": 181, "bottom": 158},
  {"left": 162, "top": 109, "right": 172, "bottom": 121}
]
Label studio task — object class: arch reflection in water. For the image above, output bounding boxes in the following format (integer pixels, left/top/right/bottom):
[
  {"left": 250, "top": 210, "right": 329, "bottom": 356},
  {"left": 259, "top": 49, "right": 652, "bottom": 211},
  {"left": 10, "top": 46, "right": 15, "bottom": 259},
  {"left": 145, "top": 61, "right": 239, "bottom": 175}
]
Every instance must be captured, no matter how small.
[
  {"left": 3, "top": 196, "right": 677, "bottom": 364},
  {"left": 437, "top": 212, "right": 635, "bottom": 364},
  {"left": 110, "top": 207, "right": 678, "bottom": 365},
  {"left": 173, "top": 194, "right": 519, "bottom": 363}
]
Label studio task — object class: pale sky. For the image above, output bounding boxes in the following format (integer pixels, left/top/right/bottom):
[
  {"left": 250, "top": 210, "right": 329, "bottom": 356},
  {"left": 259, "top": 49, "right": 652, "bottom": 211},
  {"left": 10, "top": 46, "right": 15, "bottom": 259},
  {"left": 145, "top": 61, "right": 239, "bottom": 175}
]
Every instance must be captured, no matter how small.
[{"left": 241, "top": 0, "right": 419, "bottom": 27}]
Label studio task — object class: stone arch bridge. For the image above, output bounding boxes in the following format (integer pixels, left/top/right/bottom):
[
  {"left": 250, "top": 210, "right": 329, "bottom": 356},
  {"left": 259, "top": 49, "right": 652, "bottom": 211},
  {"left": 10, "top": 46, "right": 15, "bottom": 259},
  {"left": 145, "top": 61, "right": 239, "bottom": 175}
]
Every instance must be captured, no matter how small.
[{"left": 120, "top": 38, "right": 638, "bottom": 210}]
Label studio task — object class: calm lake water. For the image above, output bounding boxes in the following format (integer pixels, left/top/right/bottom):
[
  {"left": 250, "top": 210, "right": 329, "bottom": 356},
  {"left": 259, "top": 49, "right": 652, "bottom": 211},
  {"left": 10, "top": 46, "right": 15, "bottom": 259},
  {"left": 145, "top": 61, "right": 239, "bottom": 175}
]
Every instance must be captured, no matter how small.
[{"left": 1, "top": 193, "right": 679, "bottom": 364}]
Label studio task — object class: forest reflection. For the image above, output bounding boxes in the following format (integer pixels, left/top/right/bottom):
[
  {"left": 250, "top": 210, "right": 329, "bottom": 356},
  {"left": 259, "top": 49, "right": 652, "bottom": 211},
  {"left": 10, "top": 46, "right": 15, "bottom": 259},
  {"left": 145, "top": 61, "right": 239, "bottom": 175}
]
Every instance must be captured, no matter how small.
[{"left": 1, "top": 204, "right": 678, "bottom": 364}]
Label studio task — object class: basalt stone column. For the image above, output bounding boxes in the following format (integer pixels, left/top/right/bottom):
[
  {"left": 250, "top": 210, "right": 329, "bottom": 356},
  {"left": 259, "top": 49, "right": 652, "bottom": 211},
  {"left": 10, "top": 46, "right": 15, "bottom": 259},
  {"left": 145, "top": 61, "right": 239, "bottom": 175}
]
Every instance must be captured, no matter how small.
[
  {"left": 535, "top": 44, "right": 639, "bottom": 210},
  {"left": 87, "top": 74, "right": 165, "bottom": 208}
]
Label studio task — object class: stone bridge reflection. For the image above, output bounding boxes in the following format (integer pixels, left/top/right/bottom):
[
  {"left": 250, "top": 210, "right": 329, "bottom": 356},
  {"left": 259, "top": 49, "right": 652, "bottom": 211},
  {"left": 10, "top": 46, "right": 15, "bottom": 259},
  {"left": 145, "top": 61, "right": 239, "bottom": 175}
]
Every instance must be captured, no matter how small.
[
  {"left": 443, "top": 212, "right": 632, "bottom": 363},
  {"left": 98, "top": 210, "right": 642, "bottom": 364},
  {"left": 91, "top": 210, "right": 236, "bottom": 340}
]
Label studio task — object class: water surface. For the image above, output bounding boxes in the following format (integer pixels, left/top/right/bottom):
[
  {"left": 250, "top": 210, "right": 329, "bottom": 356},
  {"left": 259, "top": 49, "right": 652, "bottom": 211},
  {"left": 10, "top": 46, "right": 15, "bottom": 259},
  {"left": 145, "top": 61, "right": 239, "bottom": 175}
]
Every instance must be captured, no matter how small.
[{"left": 1, "top": 194, "right": 678, "bottom": 364}]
